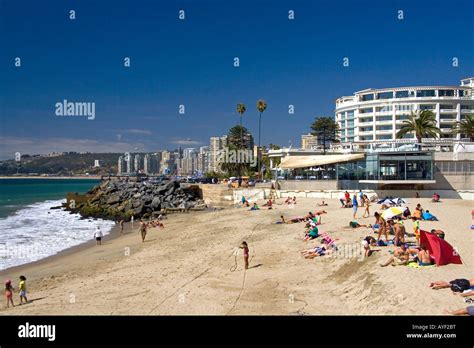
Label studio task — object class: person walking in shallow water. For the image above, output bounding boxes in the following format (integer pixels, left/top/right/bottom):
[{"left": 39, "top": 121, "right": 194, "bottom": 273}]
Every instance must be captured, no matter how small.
[{"left": 139, "top": 220, "right": 147, "bottom": 242}]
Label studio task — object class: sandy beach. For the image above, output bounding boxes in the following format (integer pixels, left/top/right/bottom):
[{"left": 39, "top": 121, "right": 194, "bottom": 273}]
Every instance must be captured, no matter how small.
[{"left": 0, "top": 197, "right": 472, "bottom": 315}]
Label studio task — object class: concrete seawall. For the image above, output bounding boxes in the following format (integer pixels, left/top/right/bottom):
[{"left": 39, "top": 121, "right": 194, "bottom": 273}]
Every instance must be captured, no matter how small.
[{"left": 199, "top": 184, "right": 474, "bottom": 206}]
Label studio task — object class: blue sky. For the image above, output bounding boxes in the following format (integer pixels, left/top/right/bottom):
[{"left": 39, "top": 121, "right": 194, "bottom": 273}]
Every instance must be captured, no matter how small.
[{"left": 0, "top": 0, "right": 473, "bottom": 159}]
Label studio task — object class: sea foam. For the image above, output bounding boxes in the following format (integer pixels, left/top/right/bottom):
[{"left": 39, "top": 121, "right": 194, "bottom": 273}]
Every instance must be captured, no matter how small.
[{"left": 0, "top": 199, "right": 115, "bottom": 270}]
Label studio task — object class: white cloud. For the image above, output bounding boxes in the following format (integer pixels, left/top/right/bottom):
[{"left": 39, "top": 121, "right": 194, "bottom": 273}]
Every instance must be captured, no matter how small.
[{"left": 170, "top": 138, "right": 202, "bottom": 145}]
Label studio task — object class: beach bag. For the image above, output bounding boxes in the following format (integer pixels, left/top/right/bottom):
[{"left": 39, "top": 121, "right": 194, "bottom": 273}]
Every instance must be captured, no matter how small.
[{"left": 450, "top": 279, "right": 471, "bottom": 293}]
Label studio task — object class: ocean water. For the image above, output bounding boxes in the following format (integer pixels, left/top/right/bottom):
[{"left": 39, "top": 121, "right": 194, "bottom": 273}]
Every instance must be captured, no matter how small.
[{"left": 0, "top": 179, "right": 115, "bottom": 270}]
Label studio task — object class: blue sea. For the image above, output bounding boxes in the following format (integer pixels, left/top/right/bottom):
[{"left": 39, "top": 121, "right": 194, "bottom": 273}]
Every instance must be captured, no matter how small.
[{"left": 0, "top": 179, "right": 115, "bottom": 270}]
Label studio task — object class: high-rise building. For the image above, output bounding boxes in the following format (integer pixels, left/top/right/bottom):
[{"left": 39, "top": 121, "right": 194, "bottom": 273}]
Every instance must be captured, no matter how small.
[
  {"left": 143, "top": 154, "right": 151, "bottom": 174},
  {"left": 301, "top": 133, "right": 319, "bottom": 149},
  {"left": 335, "top": 77, "right": 474, "bottom": 142},
  {"left": 117, "top": 156, "right": 125, "bottom": 174},
  {"left": 209, "top": 135, "right": 227, "bottom": 173},
  {"left": 160, "top": 151, "right": 171, "bottom": 174},
  {"left": 133, "top": 154, "right": 142, "bottom": 173},
  {"left": 94, "top": 159, "right": 101, "bottom": 167}
]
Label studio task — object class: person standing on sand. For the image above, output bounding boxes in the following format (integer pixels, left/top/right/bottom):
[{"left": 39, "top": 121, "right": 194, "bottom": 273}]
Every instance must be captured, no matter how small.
[
  {"left": 5, "top": 279, "right": 14, "bottom": 308},
  {"left": 119, "top": 219, "right": 124, "bottom": 235},
  {"left": 94, "top": 227, "right": 103, "bottom": 245},
  {"left": 352, "top": 194, "right": 358, "bottom": 219},
  {"left": 240, "top": 241, "right": 249, "bottom": 270},
  {"left": 139, "top": 220, "right": 147, "bottom": 242},
  {"left": 18, "top": 275, "right": 28, "bottom": 304},
  {"left": 362, "top": 195, "right": 370, "bottom": 218},
  {"left": 374, "top": 212, "right": 389, "bottom": 243}
]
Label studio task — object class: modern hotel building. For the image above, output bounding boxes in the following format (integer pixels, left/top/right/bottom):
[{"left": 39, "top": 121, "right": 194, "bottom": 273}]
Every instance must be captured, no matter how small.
[{"left": 335, "top": 77, "right": 474, "bottom": 142}]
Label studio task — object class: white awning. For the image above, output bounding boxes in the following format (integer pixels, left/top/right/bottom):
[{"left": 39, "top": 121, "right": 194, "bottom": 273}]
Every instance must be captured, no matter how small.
[{"left": 280, "top": 154, "right": 365, "bottom": 169}]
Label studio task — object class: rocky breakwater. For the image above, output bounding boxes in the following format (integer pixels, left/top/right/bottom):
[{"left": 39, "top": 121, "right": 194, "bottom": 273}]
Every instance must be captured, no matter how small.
[{"left": 67, "top": 180, "right": 206, "bottom": 220}]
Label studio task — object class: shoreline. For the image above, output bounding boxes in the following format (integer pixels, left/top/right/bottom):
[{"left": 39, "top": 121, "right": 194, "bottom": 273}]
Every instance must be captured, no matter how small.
[{"left": 0, "top": 218, "right": 122, "bottom": 276}]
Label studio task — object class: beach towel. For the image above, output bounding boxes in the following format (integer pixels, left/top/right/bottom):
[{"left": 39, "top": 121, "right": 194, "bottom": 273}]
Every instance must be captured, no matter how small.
[
  {"left": 407, "top": 261, "right": 435, "bottom": 269},
  {"left": 420, "top": 230, "right": 462, "bottom": 266}
]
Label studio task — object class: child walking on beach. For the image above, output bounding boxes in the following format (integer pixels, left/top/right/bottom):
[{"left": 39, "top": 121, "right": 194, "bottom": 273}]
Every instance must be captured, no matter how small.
[
  {"left": 412, "top": 217, "right": 420, "bottom": 245},
  {"left": 18, "top": 275, "right": 28, "bottom": 304},
  {"left": 139, "top": 220, "right": 147, "bottom": 242},
  {"left": 240, "top": 241, "right": 249, "bottom": 270},
  {"left": 5, "top": 279, "right": 14, "bottom": 308}
]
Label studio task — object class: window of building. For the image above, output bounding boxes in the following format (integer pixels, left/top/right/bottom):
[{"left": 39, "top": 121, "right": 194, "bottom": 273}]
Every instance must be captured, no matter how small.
[
  {"left": 438, "top": 89, "right": 454, "bottom": 97},
  {"left": 395, "top": 91, "right": 409, "bottom": 98},
  {"left": 376, "top": 115, "right": 393, "bottom": 122},
  {"left": 416, "top": 90, "right": 436, "bottom": 97},
  {"left": 376, "top": 105, "right": 392, "bottom": 112},
  {"left": 439, "top": 123, "right": 453, "bottom": 129},
  {"left": 459, "top": 90, "right": 465, "bottom": 97},
  {"left": 375, "top": 135, "right": 393, "bottom": 140},
  {"left": 440, "top": 114, "right": 456, "bottom": 120},
  {"left": 359, "top": 107, "right": 373, "bottom": 114},
  {"left": 361, "top": 94, "right": 374, "bottom": 101},
  {"left": 347, "top": 120, "right": 354, "bottom": 127},
  {"left": 359, "top": 126, "right": 373, "bottom": 132},
  {"left": 396, "top": 114, "right": 410, "bottom": 120},
  {"left": 461, "top": 105, "right": 472, "bottom": 110},
  {"left": 395, "top": 104, "right": 412, "bottom": 111},
  {"left": 347, "top": 129, "right": 354, "bottom": 136},
  {"left": 419, "top": 104, "right": 435, "bottom": 110},
  {"left": 376, "top": 91, "right": 393, "bottom": 100},
  {"left": 440, "top": 104, "right": 455, "bottom": 110},
  {"left": 376, "top": 125, "right": 393, "bottom": 131},
  {"left": 347, "top": 110, "right": 355, "bottom": 118}
]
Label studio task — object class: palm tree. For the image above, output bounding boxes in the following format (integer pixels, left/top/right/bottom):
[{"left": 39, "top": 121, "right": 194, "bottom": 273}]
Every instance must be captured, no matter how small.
[
  {"left": 451, "top": 115, "right": 474, "bottom": 141},
  {"left": 236, "top": 103, "right": 246, "bottom": 148},
  {"left": 256, "top": 100, "right": 267, "bottom": 178},
  {"left": 395, "top": 110, "right": 440, "bottom": 143}
]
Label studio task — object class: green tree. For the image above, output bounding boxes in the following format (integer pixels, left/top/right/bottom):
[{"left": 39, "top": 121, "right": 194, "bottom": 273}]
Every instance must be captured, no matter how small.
[
  {"left": 310, "top": 116, "right": 340, "bottom": 154},
  {"left": 395, "top": 110, "right": 440, "bottom": 143},
  {"left": 256, "top": 100, "right": 267, "bottom": 177},
  {"left": 221, "top": 125, "right": 254, "bottom": 177},
  {"left": 451, "top": 115, "right": 474, "bottom": 141},
  {"left": 236, "top": 103, "right": 246, "bottom": 147}
]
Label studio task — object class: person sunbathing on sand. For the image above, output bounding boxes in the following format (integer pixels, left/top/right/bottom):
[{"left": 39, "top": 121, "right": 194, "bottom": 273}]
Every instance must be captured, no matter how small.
[
  {"left": 262, "top": 199, "right": 273, "bottom": 209},
  {"left": 416, "top": 245, "right": 433, "bottom": 266},
  {"left": 444, "top": 306, "right": 474, "bottom": 316},
  {"left": 380, "top": 244, "right": 410, "bottom": 267},
  {"left": 301, "top": 243, "right": 336, "bottom": 259},
  {"left": 349, "top": 220, "right": 371, "bottom": 229},
  {"left": 250, "top": 203, "right": 260, "bottom": 211},
  {"left": 304, "top": 226, "right": 319, "bottom": 241},
  {"left": 430, "top": 278, "right": 474, "bottom": 294},
  {"left": 362, "top": 236, "right": 378, "bottom": 257},
  {"left": 317, "top": 200, "right": 328, "bottom": 206},
  {"left": 430, "top": 229, "right": 445, "bottom": 239}
]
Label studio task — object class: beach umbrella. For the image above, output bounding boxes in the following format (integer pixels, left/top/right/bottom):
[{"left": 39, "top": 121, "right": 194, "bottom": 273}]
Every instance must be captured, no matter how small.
[
  {"left": 381, "top": 206, "right": 407, "bottom": 220},
  {"left": 420, "top": 230, "right": 462, "bottom": 266},
  {"left": 377, "top": 198, "right": 395, "bottom": 205},
  {"left": 393, "top": 197, "right": 407, "bottom": 205}
]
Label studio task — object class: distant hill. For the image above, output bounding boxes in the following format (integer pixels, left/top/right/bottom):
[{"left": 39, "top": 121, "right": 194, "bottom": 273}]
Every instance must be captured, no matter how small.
[{"left": 0, "top": 153, "right": 122, "bottom": 176}]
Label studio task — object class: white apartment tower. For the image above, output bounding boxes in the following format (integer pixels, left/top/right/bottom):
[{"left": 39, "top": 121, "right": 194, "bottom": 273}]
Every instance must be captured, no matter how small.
[{"left": 335, "top": 77, "right": 474, "bottom": 142}]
